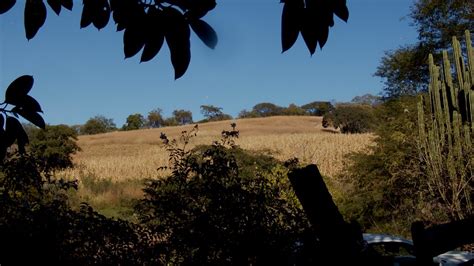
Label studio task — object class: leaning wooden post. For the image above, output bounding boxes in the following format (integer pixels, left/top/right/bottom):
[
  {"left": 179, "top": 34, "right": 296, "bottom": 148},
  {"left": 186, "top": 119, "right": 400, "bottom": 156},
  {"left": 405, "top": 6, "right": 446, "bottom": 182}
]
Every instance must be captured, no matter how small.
[{"left": 288, "top": 164, "right": 363, "bottom": 263}]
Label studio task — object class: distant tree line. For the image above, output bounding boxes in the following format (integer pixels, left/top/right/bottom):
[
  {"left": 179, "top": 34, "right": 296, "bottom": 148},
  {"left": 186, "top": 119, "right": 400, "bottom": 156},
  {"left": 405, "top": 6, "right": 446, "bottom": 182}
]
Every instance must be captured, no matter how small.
[
  {"left": 93, "top": 100, "right": 339, "bottom": 135},
  {"left": 238, "top": 101, "right": 335, "bottom": 118}
]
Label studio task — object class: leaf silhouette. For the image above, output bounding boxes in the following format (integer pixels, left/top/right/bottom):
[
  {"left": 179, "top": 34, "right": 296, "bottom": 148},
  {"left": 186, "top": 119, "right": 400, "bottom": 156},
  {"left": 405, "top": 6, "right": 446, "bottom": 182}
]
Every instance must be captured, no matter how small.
[
  {"left": 12, "top": 106, "right": 45, "bottom": 129},
  {"left": 123, "top": 20, "right": 146, "bottom": 58},
  {"left": 5, "top": 75, "right": 34, "bottom": 105},
  {"left": 24, "top": 0, "right": 47, "bottom": 40},
  {"left": 92, "top": 0, "right": 110, "bottom": 30},
  {"left": 317, "top": 23, "right": 329, "bottom": 49},
  {"left": 47, "top": 0, "right": 61, "bottom": 15},
  {"left": 111, "top": 0, "right": 141, "bottom": 31},
  {"left": 190, "top": 19, "right": 218, "bottom": 49},
  {"left": 17, "top": 95, "right": 43, "bottom": 113},
  {"left": 80, "top": 0, "right": 93, "bottom": 28},
  {"left": 5, "top": 116, "right": 29, "bottom": 149},
  {"left": 164, "top": 7, "right": 191, "bottom": 79},
  {"left": 0, "top": 0, "right": 15, "bottom": 14},
  {"left": 60, "top": 0, "right": 72, "bottom": 10},
  {"left": 281, "top": 0, "right": 303, "bottom": 53},
  {"left": 300, "top": 9, "right": 318, "bottom": 55},
  {"left": 333, "top": 0, "right": 349, "bottom": 22},
  {"left": 141, "top": 7, "right": 164, "bottom": 63}
]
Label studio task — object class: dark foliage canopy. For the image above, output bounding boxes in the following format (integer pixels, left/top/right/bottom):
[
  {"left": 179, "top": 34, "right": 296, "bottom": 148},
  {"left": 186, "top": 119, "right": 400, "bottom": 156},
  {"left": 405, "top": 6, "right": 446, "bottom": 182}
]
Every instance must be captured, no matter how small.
[
  {"left": 375, "top": 0, "right": 473, "bottom": 98},
  {"left": 1, "top": 0, "right": 349, "bottom": 79}
]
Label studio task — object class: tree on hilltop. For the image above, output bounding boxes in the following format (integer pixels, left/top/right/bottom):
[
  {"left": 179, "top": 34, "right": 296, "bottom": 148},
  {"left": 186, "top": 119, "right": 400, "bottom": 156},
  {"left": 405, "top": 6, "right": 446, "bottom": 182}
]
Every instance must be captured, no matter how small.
[
  {"left": 122, "top": 113, "right": 146, "bottom": 131},
  {"left": 82, "top": 115, "right": 116, "bottom": 135}
]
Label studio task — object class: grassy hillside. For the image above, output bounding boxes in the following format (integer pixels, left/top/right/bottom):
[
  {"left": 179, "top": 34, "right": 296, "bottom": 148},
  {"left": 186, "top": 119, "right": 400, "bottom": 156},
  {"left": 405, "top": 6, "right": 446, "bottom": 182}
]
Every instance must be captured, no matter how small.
[
  {"left": 58, "top": 116, "right": 374, "bottom": 218},
  {"left": 62, "top": 116, "right": 373, "bottom": 181}
]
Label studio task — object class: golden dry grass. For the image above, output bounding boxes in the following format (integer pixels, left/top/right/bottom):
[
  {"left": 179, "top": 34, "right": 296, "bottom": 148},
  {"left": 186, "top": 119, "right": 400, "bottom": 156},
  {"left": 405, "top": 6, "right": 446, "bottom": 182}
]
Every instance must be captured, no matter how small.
[{"left": 61, "top": 116, "right": 374, "bottom": 182}]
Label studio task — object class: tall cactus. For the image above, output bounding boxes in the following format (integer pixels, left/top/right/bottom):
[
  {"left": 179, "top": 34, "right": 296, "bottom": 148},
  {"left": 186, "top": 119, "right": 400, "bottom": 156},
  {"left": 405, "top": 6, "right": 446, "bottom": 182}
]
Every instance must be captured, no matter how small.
[{"left": 417, "top": 30, "right": 473, "bottom": 220}]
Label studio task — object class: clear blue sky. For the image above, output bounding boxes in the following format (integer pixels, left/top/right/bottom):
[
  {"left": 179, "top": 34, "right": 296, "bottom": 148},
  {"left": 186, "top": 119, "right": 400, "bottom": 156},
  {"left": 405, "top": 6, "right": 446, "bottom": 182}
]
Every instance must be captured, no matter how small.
[{"left": 1, "top": 0, "right": 418, "bottom": 126}]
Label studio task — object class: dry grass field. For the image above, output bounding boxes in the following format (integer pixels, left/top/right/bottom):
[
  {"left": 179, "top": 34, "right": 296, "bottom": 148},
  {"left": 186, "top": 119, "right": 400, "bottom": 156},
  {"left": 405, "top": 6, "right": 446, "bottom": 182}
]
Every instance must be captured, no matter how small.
[{"left": 61, "top": 116, "right": 374, "bottom": 182}]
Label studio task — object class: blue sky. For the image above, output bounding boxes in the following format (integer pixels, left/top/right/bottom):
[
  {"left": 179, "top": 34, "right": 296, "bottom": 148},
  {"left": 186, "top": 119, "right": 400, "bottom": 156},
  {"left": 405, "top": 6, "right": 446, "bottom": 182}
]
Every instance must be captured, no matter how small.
[{"left": 1, "top": 0, "right": 418, "bottom": 126}]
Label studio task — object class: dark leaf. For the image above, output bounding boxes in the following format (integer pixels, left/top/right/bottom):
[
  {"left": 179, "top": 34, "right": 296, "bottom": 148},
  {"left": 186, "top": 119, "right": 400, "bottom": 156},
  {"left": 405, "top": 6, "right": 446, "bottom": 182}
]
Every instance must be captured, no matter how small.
[
  {"left": 80, "top": 0, "right": 92, "bottom": 28},
  {"left": 318, "top": 24, "right": 329, "bottom": 49},
  {"left": 15, "top": 107, "right": 45, "bottom": 129},
  {"left": 24, "top": 0, "right": 47, "bottom": 40},
  {"left": 0, "top": 114, "right": 4, "bottom": 130},
  {"left": 164, "top": 7, "right": 191, "bottom": 79},
  {"left": 123, "top": 20, "right": 146, "bottom": 59},
  {"left": 60, "top": 0, "right": 72, "bottom": 10},
  {"left": 5, "top": 116, "right": 29, "bottom": 148},
  {"left": 0, "top": 0, "right": 16, "bottom": 14},
  {"left": 16, "top": 95, "right": 43, "bottom": 113},
  {"left": 92, "top": 0, "right": 110, "bottom": 30},
  {"left": 334, "top": 0, "right": 349, "bottom": 22},
  {"left": 281, "top": 1, "right": 303, "bottom": 53},
  {"left": 0, "top": 141, "right": 6, "bottom": 161},
  {"left": 185, "top": 0, "right": 216, "bottom": 20},
  {"left": 116, "top": 23, "right": 125, "bottom": 31},
  {"left": 141, "top": 7, "right": 165, "bottom": 63},
  {"left": 111, "top": 0, "right": 142, "bottom": 30},
  {"left": 300, "top": 9, "right": 318, "bottom": 55},
  {"left": 190, "top": 19, "right": 218, "bottom": 49},
  {"left": 47, "top": 0, "right": 61, "bottom": 15},
  {"left": 5, "top": 75, "right": 34, "bottom": 105}
]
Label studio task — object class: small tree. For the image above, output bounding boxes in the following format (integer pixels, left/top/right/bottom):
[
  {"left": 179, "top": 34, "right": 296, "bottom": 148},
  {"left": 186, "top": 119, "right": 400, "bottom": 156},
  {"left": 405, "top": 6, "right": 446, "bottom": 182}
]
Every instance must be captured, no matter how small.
[
  {"left": 252, "top": 102, "right": 283, "bottom": 117},
  {"left": 200, "top": 105, "right": 223, "bottom": 120},
  {"left": 147, "top": 108, "right": 164, "bottom": 128},
  {"left": 323, "top": 104, "right": 376, "bottom": 134},
  {"left": 351, "top": 94, "right": 382, "bottom": 106},
  {"left": 172, "top": 109, "right": 193, "bottom": 125},
  {"left": 238, "top": 109, "right": 259, "bottom": 119},
  {"left": 282, "top": 103, "right": 306, "bottom": 116},
  {"left": 301, "top": 101, "right": 334, "bottom": 116},
  {"left": 81, "top": 115, "right": 116, "bottom": 135},
  {"left": 122, "top": 113, "right": 145, "bottom": 131}
]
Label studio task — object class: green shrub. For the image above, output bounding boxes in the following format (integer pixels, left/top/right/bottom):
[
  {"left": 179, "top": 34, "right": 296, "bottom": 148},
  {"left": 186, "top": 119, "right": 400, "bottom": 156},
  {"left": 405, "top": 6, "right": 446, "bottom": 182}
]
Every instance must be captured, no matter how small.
[
  {"left": 323, "top": 104, "right": 377, "bottom": 133},
  {"left": 27, "top": 124, "right": 80, "bottom": 173},
  {"left": 335, "top": 96, "right": 444, "bottom": 236}
]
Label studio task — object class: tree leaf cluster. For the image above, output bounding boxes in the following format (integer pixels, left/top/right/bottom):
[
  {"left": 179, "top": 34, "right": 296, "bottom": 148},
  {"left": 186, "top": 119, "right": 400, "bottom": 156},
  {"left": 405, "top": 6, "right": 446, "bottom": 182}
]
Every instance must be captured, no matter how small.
[
  {"left": 281, "top": 0, "right": 348, "bottom": 55},
  {"left": 2, "top": 0, "right": 349, "bottom": 80},
  {"left": 1, "top": 75, "right": 45, "bottom": 160},
  {"left": 375, "top": 0, "right": 473, "bottom": 98}
]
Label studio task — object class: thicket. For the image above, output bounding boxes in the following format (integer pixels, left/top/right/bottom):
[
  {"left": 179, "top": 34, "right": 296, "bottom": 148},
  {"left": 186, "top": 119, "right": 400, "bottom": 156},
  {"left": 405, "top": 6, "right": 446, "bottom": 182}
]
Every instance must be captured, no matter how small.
[
  {"left": 136, "top": 125, "right": 316, "bottom": 264},
  {"left": 335, "top": 96, "right": 426, "bottom": 236},
  {"left": 1, "top": 119, "right": 324, "bottom": 264},
  {"left": 337, "top": 31, "right": 473, "bottom": 236},
  {"left": 322, "top": 103, "right": 377, "bottom": 133}
]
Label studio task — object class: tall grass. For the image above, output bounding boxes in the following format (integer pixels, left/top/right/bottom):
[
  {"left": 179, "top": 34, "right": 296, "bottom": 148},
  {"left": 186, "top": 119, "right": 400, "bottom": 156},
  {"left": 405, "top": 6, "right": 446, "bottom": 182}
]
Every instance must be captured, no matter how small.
[{"left": 61, "top": 116, "right": 374, "bottom": 181}]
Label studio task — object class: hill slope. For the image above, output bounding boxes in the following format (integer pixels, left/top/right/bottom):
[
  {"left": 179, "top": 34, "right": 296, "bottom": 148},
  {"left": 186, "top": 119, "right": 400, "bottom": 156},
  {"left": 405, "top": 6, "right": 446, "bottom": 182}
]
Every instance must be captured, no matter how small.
[{"left": 65, "top": 116, "right": 373, "bottom": 181}]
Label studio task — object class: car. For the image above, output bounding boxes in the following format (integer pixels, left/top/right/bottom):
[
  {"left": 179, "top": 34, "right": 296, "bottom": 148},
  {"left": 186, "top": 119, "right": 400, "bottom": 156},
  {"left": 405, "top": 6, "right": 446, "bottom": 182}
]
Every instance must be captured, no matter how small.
[{"left": 363, "top": 233, "right": 474, "bottom": 266}]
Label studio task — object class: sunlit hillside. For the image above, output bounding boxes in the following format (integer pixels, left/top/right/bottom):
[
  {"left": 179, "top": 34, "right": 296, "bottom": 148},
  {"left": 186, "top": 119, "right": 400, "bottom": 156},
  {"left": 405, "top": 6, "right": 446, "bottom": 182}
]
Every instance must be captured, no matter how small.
[{"left": 61, "top": 116, "right": 374, "bottom": 182}]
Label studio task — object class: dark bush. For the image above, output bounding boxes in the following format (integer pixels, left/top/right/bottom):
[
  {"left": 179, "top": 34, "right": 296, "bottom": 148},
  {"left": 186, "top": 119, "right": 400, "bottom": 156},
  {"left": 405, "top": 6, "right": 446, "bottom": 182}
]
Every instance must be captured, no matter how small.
[
  {"left": 136, "top": 125, "right": 314, "bottom": 264},
  {"left": 0, "top": 153, "right": 162, "bottom": 265},
  {"left": 27, "top": 124, "right": 80, "bottom": 173}
]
